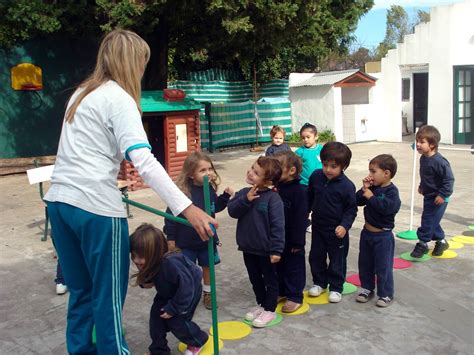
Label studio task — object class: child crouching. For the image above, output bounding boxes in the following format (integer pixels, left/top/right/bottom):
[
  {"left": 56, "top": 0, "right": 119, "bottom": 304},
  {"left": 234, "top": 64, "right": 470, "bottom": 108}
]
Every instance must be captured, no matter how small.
[{"left": 130, "top": 223, "right": 208, "bottom": 355}]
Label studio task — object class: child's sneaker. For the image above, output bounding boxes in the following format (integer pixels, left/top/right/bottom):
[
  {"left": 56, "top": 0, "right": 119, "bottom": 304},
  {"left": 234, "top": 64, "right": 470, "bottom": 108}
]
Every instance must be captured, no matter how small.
[
  {"left": 306, "top": 225, "right": 312, "bottom": 233},
  {"left": 281, "top": 300, "right": 302, "bottom": 313},
  {"left": 56, "top": 283, "right": 67, "bottom": 295},
  {"left": 308, "top": 285, "right": 324, "bottom": 297},
  {"left": 203, "top": 291, "right": 212, "bottom": 310},
  {"left": 410, "top": 242, "right": 429, "bottom": 258},
  {"left": 244, "top": 306, "right": 264, "bottom": 321},
  {"left": 376, "top": 296, "right": 393, "bottom": 307},
  {"left": 252, "top": 310, "right": 276, "bottom": 328},
  {"left": 184, "top": 345, "right": 202, "bottom": 355},
  {"left": 356, "top": 289, "right": 374, "bottom": 303},
  {"left": 432, "top": 239, "right": 449, "bottom": 256},
  {"left": 328, "top": 291, "right": 342, "bottom": 303}
]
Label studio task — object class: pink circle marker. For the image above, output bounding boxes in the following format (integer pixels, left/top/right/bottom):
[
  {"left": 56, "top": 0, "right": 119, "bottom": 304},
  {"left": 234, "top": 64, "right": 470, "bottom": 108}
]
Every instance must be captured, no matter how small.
[
  {"left": 393, "top": 257, "right": 412, "bottom": 269},
  {"left": 346, "top": 274, "right": 361, "bottom": 286}
]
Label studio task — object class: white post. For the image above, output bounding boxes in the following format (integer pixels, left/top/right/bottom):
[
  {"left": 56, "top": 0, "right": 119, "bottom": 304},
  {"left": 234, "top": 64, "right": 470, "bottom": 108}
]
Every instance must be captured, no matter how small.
[{"left": 409, "top": 128, "right": 419, "bottom": 231}]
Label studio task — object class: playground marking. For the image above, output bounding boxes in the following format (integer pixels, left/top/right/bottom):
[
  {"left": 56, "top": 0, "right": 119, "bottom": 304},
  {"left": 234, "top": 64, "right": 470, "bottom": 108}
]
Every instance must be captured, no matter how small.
[
  {"left": 178, "top": 336, "right": 223, "bottom": 354},
  {"left": 276, "top": 302, "right": 310, "bottom": 315},
  {"left": 396, "top": 230, "right": 418, "bottom": 240},
  {"left": 342, "top": 282, "right": 358, "bottom": 295},
  {"left": 446, "top": 240, "right": 464, "bottom": 249},
  {"left": 428, "top": 250, "right": 458, "bottom": 259},
  {"left": 303, "top": 291, "right": 329, "bottom": 305},
  {"left": 209, "top": 321, "right": 251, "bottom": 340},
  {"left": 400, "top": 252, "right": 431, "bottom": 262},
  {"left": 452, "top": 236, "right": 474, "bottom": 244},
  {"left": 393, "top": 258, "right": 412, "bottom": 269},
  {"left": 243, "top": 313, "right": 283, "bottom": 328}
]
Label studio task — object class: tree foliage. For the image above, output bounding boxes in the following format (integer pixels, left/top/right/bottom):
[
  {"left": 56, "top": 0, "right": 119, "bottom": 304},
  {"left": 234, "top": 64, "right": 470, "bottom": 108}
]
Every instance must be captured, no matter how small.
[{"left": 0, "top": 0, "right": 374, "bottom": 86}]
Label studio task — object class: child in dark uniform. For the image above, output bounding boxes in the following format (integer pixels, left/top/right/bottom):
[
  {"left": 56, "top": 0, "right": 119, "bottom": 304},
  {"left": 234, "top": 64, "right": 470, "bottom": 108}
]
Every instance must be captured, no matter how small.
[
  {"left": 274, "top": 151, "right": 309, "bottom": 313},
  {"left": 410, "top": 125, "right": 455, "bottom": 258},
  {"left": 130, "top": 223, "right": 208, "bottom": 355},
  {"left": 307, "top": 142, "right": 357, "bottom": 303},
  {"left": 356, "top": 154, "right": 401, "bottom": 307}
]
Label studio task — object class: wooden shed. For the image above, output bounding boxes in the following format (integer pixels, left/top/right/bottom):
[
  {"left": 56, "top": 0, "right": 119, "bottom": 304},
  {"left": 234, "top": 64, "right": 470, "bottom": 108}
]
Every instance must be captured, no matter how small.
[{"left": 118, "top": 91, "right": 202, "bottom": 188}]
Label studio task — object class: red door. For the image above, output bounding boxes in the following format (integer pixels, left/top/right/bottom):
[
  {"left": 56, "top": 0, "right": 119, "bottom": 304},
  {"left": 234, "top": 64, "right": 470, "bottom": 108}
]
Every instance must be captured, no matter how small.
[{"left": 164, "top": 113, "right": 200, "bottom": 179}]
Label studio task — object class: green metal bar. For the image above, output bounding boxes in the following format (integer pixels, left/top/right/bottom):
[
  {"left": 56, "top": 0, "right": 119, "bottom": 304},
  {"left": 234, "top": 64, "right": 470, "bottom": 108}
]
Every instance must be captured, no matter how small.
[
  {"left": 121, "top": 198, "right": 192, "bottom": 227},
  {"left": 203, "top": 176, "right": 219, "bottom": 354}
]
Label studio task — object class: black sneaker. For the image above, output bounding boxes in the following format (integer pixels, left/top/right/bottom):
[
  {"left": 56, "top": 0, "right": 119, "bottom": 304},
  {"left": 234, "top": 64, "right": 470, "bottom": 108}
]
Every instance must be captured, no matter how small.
[
  {"left": 432, "top": 240, "right": 449, "bottom": 256},
  {"left": 376, "top": 296, "right": 393, "bottom": 307},
  {"left": 356, "top": 289, "right": 374, "bottom": 303},
  {"left": 410, "top": 242, "right": 429, "bottom": 258}
]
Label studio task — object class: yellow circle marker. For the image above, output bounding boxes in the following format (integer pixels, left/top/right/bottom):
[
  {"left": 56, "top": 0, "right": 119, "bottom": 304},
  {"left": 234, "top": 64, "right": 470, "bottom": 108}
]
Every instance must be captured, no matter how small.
[
  {"left": 428, "top": 250, "right": 458, "bottom": 259},
  {"left": 303, "top": 291, "right": 329, "bottom": 305},
  {"left": 209, "top": 321, "right": 251, "bottom": 340},
  {"left": 178, "top": 336, "right": 223, "bottom": 354},
  {"left": 276, "top": 302, "right": 310, "bottom": 315},
  {"left": 447, "top": 240, "right": 464, "bottom": 249},
  {"left": 452, "top": 236, "right": 474, "bottom": 244}
]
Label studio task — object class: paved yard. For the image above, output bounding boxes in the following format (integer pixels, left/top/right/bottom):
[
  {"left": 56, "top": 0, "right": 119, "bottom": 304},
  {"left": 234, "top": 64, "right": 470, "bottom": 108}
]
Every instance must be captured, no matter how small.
[{"left": 1, "top": 141, "right": 473, "bottom": 354}]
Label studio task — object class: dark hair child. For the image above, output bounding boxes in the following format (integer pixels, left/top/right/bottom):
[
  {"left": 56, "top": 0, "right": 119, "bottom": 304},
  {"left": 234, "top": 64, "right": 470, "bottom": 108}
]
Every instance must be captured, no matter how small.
[
  {"left": 307, "top": 142, "right": 357, "bottom": 303},
  {"left": 130, "top": 223, "right": 208, "bottom": 355}
]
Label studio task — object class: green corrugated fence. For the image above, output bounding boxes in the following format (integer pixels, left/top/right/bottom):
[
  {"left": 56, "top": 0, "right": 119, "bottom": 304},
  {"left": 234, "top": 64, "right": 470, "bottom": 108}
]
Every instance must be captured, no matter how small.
[
  {"left": 202, "top": 99, "right": 291, "bottom": 151},
  {"left": 183, "top": 69, "right": 243, "bottom": 81},
  {"left": 169, "top": 81, "right": 253, "bottom": 103},
  {"left": 259, "top": 79, "right": 289, "bottom": 98}
]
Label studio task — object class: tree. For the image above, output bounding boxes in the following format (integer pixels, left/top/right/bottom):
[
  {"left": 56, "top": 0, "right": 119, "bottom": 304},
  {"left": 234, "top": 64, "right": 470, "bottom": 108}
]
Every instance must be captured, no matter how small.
[
  {"left": 411, "top": 9, "right": 430, "bottom": 32},
  {"left": 374, "top": 5, "right": 409, "bottom": 60},
  {"left": 0, "top": 0, "right": 374, "bottom": 87}
]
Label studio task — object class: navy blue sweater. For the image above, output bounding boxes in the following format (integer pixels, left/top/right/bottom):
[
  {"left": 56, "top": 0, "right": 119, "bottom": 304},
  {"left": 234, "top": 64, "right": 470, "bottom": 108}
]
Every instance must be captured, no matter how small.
[
  {"left": 356, "top": 183, "right": 401, "bottom": 231},
  {"left": 265, "top": 143, "right": 291, "bottom": 157},
  {"left": 151, "top": 252, "right": 202, "bottom": 316},
  {"left": 419, "top": 153, "right": 454, "bottom": 199},
  {"left": 277, "top": 178, "right": 309, "bottom": 250},
  {"left": 308, "top": 170, "right": 357, "bottom": 232},
  {"left": 227, "top": 187, "right": 285, "bottom": 256},
  {"left": 164, "top": 184, "right": 230, "bottom": 249}
]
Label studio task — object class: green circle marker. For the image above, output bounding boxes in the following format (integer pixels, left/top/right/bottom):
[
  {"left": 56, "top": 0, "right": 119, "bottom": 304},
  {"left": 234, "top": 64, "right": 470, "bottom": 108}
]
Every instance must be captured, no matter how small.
[
  {"left": 400, "top": 251, "right": 431, "bottom": 262},
  {"left": 342, "top": 282, "right": 358, "bottom": 295},
  {"left": 468, "top": 225, "right": 474, "bottom": 231},
  {"left": 396, "top": 230, "right": 418, "bottom": 240},
  {"left": 243, "top": 313, "right": 283, "bottom": 328}
]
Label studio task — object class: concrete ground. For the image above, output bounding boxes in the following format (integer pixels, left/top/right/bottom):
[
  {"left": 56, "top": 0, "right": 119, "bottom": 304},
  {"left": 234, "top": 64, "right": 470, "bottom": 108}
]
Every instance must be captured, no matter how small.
[{"left": 1, "top": 141, "right": 473, "bottom": 354}]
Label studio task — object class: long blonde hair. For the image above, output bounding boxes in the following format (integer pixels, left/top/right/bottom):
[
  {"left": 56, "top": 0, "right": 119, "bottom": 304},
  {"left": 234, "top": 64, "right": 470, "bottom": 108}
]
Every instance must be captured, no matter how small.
[
  {"left": 65, "top": 29, "right": 150, "bottom": 123},
  {"left": 175, "top": 151, "right": 221, "bottom": 197}
]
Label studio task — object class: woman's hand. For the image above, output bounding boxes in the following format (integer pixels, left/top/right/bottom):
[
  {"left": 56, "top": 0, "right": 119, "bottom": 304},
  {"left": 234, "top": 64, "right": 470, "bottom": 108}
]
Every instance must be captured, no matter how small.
[
  {"left": 182, "top": 204, "right": 218, "bottom": 241},
  {"left": 270, "top": 255, "right": 281, "bottom": 263}
]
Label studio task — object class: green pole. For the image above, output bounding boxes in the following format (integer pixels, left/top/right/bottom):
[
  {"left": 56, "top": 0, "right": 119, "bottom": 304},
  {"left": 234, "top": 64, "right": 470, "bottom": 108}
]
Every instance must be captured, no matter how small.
[
  {"left": 203, "top": 175, "right": 219, "bottom": 354},
  {"left": 121, "top": 198, "right": 192, "bottom": 227}
]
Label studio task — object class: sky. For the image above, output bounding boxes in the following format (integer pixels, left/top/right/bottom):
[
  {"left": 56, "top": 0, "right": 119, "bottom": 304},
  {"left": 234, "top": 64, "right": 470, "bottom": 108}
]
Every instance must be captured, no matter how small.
[{"left": 354, "top": 0, "right": 466, "bottom": 49}]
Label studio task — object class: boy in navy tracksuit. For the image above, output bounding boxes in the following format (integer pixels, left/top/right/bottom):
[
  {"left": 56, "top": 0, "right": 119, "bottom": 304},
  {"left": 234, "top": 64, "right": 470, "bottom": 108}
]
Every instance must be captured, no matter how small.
[
  {"left": 356, "top": 154, "right": 401, "bottom": 307},
  {"left": 228, "top": 156, "right": 285, "bottom": 328},
  {"left": 410, "top": 125, "right": 455, "bottom": 258},
  {"left": 307, "top": 142, "right": 357, "bottom": 303},
  {"left": 275, "top": 151, "right": 309, "bottom": 313}
]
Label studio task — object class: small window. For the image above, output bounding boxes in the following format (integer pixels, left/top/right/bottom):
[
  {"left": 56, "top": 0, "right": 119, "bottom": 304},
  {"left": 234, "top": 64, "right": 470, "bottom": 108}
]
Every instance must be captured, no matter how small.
[{"left": 402, "top": 78, "right": 410, "bottom": 101}]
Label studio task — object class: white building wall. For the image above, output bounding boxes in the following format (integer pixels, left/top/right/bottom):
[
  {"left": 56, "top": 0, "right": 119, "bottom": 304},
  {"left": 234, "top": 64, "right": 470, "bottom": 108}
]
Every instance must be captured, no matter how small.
[
  {"left": 289, "top": 85, "right": 336, "bottom": 135},
  {"left": 378, "top": 0, "right": 474, "bottom": 144}
]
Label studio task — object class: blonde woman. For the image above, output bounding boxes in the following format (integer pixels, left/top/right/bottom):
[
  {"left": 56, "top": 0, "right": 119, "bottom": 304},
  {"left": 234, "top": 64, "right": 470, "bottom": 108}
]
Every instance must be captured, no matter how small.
[{"left": 45, "top": 29, "right": 217, "bottom": 354}]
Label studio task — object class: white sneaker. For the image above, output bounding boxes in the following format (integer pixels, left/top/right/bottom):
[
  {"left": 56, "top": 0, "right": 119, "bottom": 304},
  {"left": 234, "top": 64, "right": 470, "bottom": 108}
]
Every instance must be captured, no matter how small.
[
  {"left": 329, "top": 291, "right": 342, "bottom": 303},
  {"left": 56, "top": 283, "right": 67, "bottom": 295},
  {"left": 244, "top": 306, "right": 264, "bottom": 321},
  {"left": 308, "top": 285, "right": 324, "bottom": 297},
  {"left": 306, "top": 225, "right": 312, "bottom": 233}
]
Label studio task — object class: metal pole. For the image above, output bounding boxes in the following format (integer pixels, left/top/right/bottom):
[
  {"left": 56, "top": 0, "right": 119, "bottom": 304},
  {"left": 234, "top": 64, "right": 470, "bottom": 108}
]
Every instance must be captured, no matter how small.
[
  {"left": 203, "top": 175, "right": 219, "bottom": 354},
  {"left": 409, "top": 133, "right": 418, "bottom": 231}
]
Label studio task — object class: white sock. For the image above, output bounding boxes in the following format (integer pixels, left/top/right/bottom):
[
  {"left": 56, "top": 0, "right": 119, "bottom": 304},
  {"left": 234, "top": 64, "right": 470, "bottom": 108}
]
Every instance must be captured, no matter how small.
[{"left": 203, "top": 284, "right": 211, "bottom": 293}]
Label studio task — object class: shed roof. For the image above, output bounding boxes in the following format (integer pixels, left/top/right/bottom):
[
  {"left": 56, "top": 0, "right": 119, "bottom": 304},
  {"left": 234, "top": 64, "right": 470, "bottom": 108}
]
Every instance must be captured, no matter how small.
[
  {"left": 290, "top": 69, "right": 377, "bottom": 88},
  {"left": 141, "top": 90, "right": 203, "bottom": 113}
]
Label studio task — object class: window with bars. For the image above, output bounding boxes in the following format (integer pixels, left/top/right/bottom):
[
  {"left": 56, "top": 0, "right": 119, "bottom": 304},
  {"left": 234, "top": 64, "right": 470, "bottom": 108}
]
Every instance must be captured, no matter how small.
[{"left": 402, "top": 78, "right": 410, "bottom": 101}]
